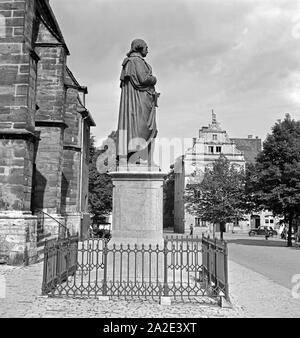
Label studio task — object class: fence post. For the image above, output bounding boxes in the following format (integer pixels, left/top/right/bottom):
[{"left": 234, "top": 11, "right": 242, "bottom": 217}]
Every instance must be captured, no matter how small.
[
  {"left": 163, "top": 239, "right": 169, "bottom": 297},
  {"left": 224, "top": 242, "right": 230, "bottom": 301},
  {"left": 75, "top": 233, "right": 79, "bottom": 271},
  {"left": 214, "top": 237, "right": 217, "bottom": 288},
  {"left": 207, "top": 237, "right": 211, "bottom": 285},
  {"left": 103, "top": 239, "right": 108, "bottom": 297},
  {"left": 56, "top": 240, "right": 60, "bottom": 285},
  {"left": 201, "top": 234, "right": 204, "bottom": 283},
  {"left": 42, "top": 239, "right": 48, "bottom": 295}
]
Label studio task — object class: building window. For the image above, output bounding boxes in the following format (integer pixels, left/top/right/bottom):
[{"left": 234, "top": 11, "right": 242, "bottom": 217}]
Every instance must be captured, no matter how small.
[
  {"left": 265, "top": 216, "right": 274, "bottom": 225},
  {"left": 208, "top": 146, "right": 214, "bottom": 154},
  {"left": 216, "top": 146, "right": 222, "bottom": 153},
  {"left": 213, "top": 134, "right": 217, "bottom": 141},
  {"left": 195, "top": 218, "right": 207, "bottom": 228},
  {"left": 201, "top": 220, "right": 208, "bottom": 227}
]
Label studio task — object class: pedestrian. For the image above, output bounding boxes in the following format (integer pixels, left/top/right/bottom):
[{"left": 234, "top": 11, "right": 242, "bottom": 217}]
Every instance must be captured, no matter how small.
[
  {"left": 190, "top": 224, "right": 194, "bottom": 236},
  {"left": 296, "top": 227, "right": 300, "bottom": 246},
  {"left": 265, "top": 227, "right": 270, "bottom": 240}
]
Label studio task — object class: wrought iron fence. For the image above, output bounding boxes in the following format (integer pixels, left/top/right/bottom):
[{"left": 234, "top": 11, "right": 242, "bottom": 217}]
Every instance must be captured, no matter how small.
[
  {"left": 42, "top": 235, "right": 229, "bottom": 305},
  {"left": 42, "top": 235, "right": 79, "bottom": 295},
  {"left": 202, "top": 235, "right": 229, "bottom": 301}
]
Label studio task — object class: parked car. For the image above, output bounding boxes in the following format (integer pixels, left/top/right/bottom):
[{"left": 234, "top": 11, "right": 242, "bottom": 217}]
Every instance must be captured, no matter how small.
[
  {"left": 266, "top": 226, "right": 278, "bottom": 236},
  {"left": 249, "top": 226, "right": 277, "bottom": 237}
]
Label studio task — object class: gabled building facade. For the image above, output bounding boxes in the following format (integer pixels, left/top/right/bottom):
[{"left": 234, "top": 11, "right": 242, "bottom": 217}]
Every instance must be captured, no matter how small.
[
  {"left": 174, "top": 112, "right": 263, "bottom": 234},
  {"left": 0, "top": 0, "right": 95, "bottom": 265}
]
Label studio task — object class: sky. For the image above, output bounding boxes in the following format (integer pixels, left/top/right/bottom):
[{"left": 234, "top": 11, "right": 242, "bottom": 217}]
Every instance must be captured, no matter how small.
[{"left": 51, "top": 0, "right": 300, "bottom": 161}]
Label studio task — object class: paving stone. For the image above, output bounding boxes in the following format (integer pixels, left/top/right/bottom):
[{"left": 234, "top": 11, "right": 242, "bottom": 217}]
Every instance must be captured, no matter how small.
[
  {"left": 2, "top": 259, "right": 298, "bottom": 318},
  {"left": 229, "top": 261, "right": 300, "bottom": 318}
]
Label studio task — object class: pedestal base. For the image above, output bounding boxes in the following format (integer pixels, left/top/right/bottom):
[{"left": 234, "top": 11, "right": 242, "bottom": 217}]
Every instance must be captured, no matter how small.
[{"left": 109, "top": 169, "right": 166, "bottom": 280}]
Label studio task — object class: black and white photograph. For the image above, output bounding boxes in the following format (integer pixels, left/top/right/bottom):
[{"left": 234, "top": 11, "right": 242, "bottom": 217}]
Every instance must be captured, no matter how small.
[{"left": 0, "top": 0, "right": 300, "bottom": 324}]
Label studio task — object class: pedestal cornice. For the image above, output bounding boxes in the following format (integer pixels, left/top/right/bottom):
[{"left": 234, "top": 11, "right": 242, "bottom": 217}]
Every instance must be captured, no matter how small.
[{"left": 110, "top": 171, "right": 166, "bottom": 181}]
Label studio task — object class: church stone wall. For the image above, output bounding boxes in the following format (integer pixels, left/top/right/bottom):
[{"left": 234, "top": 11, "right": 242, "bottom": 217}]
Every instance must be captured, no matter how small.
[
  {"left": 0, "top": 0, "right": 95, "bottom": 265},
  {"left": 0, "top": 0, "right": 39, "bottom": 265}
]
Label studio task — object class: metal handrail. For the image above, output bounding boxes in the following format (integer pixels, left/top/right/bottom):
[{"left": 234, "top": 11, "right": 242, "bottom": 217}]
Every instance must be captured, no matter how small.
[{"left": 35, "top": 209, "right": 70, "bottom": 238}]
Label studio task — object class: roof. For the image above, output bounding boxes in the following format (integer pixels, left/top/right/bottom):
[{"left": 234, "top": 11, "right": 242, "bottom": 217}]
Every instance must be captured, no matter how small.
[
  {"left": 37, "top": 0, "right": 70, "bottom": 55},
  {"left": 77, "top": 100, "right": 96, "bottom": 127},
  {"left": 65, "top": 67, "right": 88, "bottom": 94},
  {"left": 199, "top": 110, "right": 223, "bottom": 133},
  {"left": 231, "top": 138, "right": 262, "bottom": 164}
]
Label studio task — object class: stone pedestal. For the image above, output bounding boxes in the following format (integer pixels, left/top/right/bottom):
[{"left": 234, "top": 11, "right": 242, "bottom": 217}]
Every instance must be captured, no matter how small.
[
  {"left": 110, "top": 168, "right": 165, "bottom": 246},
  {"left": 108, "top": 168, "right": 166, "bottom": 281}
]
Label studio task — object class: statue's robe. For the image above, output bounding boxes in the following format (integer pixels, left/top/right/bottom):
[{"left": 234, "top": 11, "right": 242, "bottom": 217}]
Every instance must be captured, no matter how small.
[{"left": 117, "top": 53, "right": 158, "bottom": 158}]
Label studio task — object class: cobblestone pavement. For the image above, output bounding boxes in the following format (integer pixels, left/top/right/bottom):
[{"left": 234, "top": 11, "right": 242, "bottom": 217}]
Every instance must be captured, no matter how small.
[
  {"left": 1, "top": 259, "right": 299, "bottom": 318},
  {"left": 0, "top": 262, "right": 244, "bottom": 318}
]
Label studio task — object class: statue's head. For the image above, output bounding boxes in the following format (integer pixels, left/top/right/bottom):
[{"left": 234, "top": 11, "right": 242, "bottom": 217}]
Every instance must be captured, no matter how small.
[{"left": 127, "top": 39, "right": 148, "bottom": 57}]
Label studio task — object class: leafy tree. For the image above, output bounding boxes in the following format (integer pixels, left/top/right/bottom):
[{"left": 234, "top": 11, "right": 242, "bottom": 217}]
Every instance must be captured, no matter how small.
[
  {"left": 88, "top": 135, "right": 113, "bottom": 224},
  {"left": 247, "top": 114, "right": 300, "bottom": 247},
  {"left": 244, "top": 162, "right": 263, "bottom": 214},
  {"left": 185, "top": 155, "right": 247, "bottom": 239}
]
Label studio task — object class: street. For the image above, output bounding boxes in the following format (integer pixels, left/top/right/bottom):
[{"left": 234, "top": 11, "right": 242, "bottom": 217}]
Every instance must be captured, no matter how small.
[
  {"left": 218, "top": 232, "right": 300, "bottom": 318},
  {"left": 224, "top": 233, "right": 300, "bottom": 289}
]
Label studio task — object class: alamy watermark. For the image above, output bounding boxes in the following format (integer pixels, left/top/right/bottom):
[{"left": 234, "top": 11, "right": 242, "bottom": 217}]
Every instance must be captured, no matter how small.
[
  {"left": 95, "top": 133, "right": 204, "bottom": 175},
  {"left": 0, "top": 275, "right": 6, "bottom": 299},
  {"left": 291, "top": 274, "right": 300, "bottom": 299}
]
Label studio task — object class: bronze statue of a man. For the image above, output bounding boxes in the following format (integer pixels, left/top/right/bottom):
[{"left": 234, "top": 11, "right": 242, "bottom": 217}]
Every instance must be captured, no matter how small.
[{"left": 116, "top": 39, "right": 160, "bottom": 167}]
